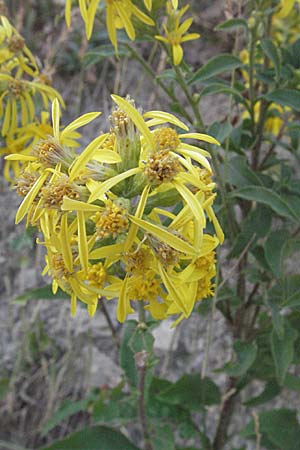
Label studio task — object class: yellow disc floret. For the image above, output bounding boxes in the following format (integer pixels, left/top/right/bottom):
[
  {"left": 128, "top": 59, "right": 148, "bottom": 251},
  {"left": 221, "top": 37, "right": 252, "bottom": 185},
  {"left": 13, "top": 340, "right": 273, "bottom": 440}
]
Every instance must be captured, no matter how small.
[
  {"left": 86, "top": 262, "right": 106, "bottom": 288},
  {"left": 94, "top": 200, "right": 129, "bottom": 239}
]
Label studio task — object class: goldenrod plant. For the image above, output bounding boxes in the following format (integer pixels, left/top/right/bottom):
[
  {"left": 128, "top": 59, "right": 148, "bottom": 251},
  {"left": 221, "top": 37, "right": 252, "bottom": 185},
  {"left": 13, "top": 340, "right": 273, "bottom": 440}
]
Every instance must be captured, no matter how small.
[
  {"left": 8, "top": 96, "right": 223, "bottom": 325},
  {"left": 2, "top": 1, "right": 300, "bottom": 449}
]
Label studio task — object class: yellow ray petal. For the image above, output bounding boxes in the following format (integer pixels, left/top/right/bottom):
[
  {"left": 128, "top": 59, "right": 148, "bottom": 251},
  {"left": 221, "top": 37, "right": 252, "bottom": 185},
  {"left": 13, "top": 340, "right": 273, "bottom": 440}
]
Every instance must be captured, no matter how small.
[
  {"left": 129, "top": 215, "right": 197, "bottom": 256},
  {"left": 60, "top": 214, "right": 73, "bottom": 272},
  {"left": 117, "top": 276, "right": 134, "bottom": 322},
  {"left": 60, "top": 112, "right": 101, "bottom": 140},
  {"left": 173, "top": 44, "right": 183, "bottom": 65},
  {"left": 276, "top": 0, "right": 294, "bottom": 18},
  {"left": 5, "top": 154, "right": 36, "bottom": 161},
  {"left": 71, "top": 294, "right": 77, "bottom": 317},
  {"left": 125, "top": 184, "right": 150, "bottom": 251},
  {"left": 206, "top": 205, "right": 224, "bottom": 244},
  {"left": 92, "top": 149, "right": 121, "bottom": 164},
  {"left": 177, "top": 147, "right": 211, "bottom": 171},
  {"left": 158, "top": 263, "right": 189, "bottom": 316},
  {"left": 172, "top": 179, "right": 206, "bottom": 227},
  {"left": 89, "top": 242, "right": 125, "bottom": 260},
  {"left": 88, "top": 167, "right": 141, "bottom": 203},
  {"left": 130, "top": 3, "right": 155, "bottom": 25},
  {"left": 69, "top": 133, "right": 108, "bottom": 180},
  {"left": 87, "top": 298, "right": 98, "bottom": 317},
  {"left": 115, "top": 2, "right": 136, "bottom": 40},
  {"left": 62, "top": 197, "right": 101, "bottom": 212},
  {"left": 65, "top": 0, "right": 72, "bottom": 26},
  {"left": 15, "top": 172, "right": 49, "bottom": 224},
  {"left": 52, "top": 98, "right": 60, "bottom": 140},
  {"left": 144, "top": 111, "right": 188, "bottom": 130},
  {"left": 77, "top": 210, "right": 89, "bottom": 272},
  {"left": 180, "top": 132, "right": 220, "bottom": 145}
]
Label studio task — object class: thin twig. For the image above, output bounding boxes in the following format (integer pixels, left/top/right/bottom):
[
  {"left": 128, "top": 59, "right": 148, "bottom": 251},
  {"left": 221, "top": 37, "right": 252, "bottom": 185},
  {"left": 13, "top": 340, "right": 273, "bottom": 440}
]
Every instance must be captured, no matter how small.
[{"left": 99, "top": 299, "right": 120, "bottom": 349}]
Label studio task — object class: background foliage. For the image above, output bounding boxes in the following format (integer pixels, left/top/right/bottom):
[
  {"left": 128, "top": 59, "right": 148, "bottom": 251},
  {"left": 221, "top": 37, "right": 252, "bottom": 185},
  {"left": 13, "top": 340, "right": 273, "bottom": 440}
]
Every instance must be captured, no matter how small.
[{"left": 1, "top": 0, "right": 300, "bottom": 449}]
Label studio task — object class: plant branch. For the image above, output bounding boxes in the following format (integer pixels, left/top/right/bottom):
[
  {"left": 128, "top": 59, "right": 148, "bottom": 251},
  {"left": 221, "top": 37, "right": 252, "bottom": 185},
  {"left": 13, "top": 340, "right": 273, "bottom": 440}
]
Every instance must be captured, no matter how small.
[{"left": 99, "top": 298, "right": 120, "bottom": 349}]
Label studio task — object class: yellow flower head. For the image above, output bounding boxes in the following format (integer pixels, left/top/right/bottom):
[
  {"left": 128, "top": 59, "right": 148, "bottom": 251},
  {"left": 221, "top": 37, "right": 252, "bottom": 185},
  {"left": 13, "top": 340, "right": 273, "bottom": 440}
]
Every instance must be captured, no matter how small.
[
  {"left": 10, "top": 96, "right": 224, "bottom": 324},
  {"left": 155, "top": 2, "right": 200, "bottom": 65}
]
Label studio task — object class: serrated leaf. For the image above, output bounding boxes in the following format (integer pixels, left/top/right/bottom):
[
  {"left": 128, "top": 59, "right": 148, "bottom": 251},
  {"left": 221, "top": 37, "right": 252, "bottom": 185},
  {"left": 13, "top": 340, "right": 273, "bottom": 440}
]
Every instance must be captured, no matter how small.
[
  {"left": 40, "top": 426, "right": 140, "bottom": 450},
  {"left": 231, "top": 186, "right": 299, "bottom": 222},
  {"left": 270, "top": 321, "right": 297, "bottom": 384},
  {"left": 264, "top": 88, "right": 300, "bottom": 111},
  {"left": 189, "top": 54, "right": 243, "bottom": 84}
]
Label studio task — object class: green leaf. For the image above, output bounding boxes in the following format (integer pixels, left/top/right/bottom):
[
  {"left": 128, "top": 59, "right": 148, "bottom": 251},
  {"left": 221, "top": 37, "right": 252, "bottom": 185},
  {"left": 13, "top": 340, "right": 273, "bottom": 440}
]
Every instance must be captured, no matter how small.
[
  {"left": 224, "top": 340, "right": 257, "bottom": 377},
  {"left": 283, "top": 373, "right": 300, "bottom": 391},
  {"left": 158, "top": 375, "right": 220, "bottom": 410},
  {"left": 260, "top": 38, "right": 281, "bottom": 80},
  {"left": 231, "top": 186, "right": 299, "bottom": 222},
  {"left": 156, "top": 69, "right": 177, "bottom": 80},
  {"left": 152, "top": 425, "right": 175, "bottom": 450},
  {"left": 189, "top": 54, "right": 243, "bottom": 85},
  {"left": 264, "top": 88, "right": 300, "bottom": 111},
  {"left": 40, "top": 426, "right": 140, "bottom": 450},
  {"left": 243, "top": 380, "right": 281, "bottom": 406},
  {"left": 282, "top": 275, "right": 300, "bottom": 307},
  {"left": 241, "top": 409, "right": 300, "bottom": 449},
  {"left": 42, "top": 396, "right": 94, "bottom": 435},
  {"left": 93, "top": 391, "right": 137, "bottom": 425},
  {"left": 119, "top": 320, "right": 138, "bottom": 386},
  {"left": 84, "top": 45, "right": 130, "bottom": 67},
  {"left": 13, "top": 285, "right": 69, "bottom": 304},
  {"left": 264, "top": 230, "right": 288, "bottom": 278},
  {"left": 200, "top": 83, "right": 246, "bottom": 104},
  {"left": 215, "top": 18, "right": 248, "bottom": 32},
  {"left": 229, "top": 205, "right": 271, "bottom": 258},
  {"left": 270, "top": 321, "right": 297, "bottom": 384},
  {"left": 226, "top": 156, "right": 262, "bottom": 188}
]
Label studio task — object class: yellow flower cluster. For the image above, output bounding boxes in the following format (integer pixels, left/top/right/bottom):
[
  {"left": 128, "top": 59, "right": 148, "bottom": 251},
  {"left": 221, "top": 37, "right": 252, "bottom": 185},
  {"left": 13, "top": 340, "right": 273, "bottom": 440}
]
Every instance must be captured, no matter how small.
[
  {"left": 8, "top": 96, "right": 224, "bottom": 326},
  {"left": 0, "top": 16, "right": 64, "bottom": 181},
  {"left": 65, "top": 0, "right": 154, "bottom": 48}
]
